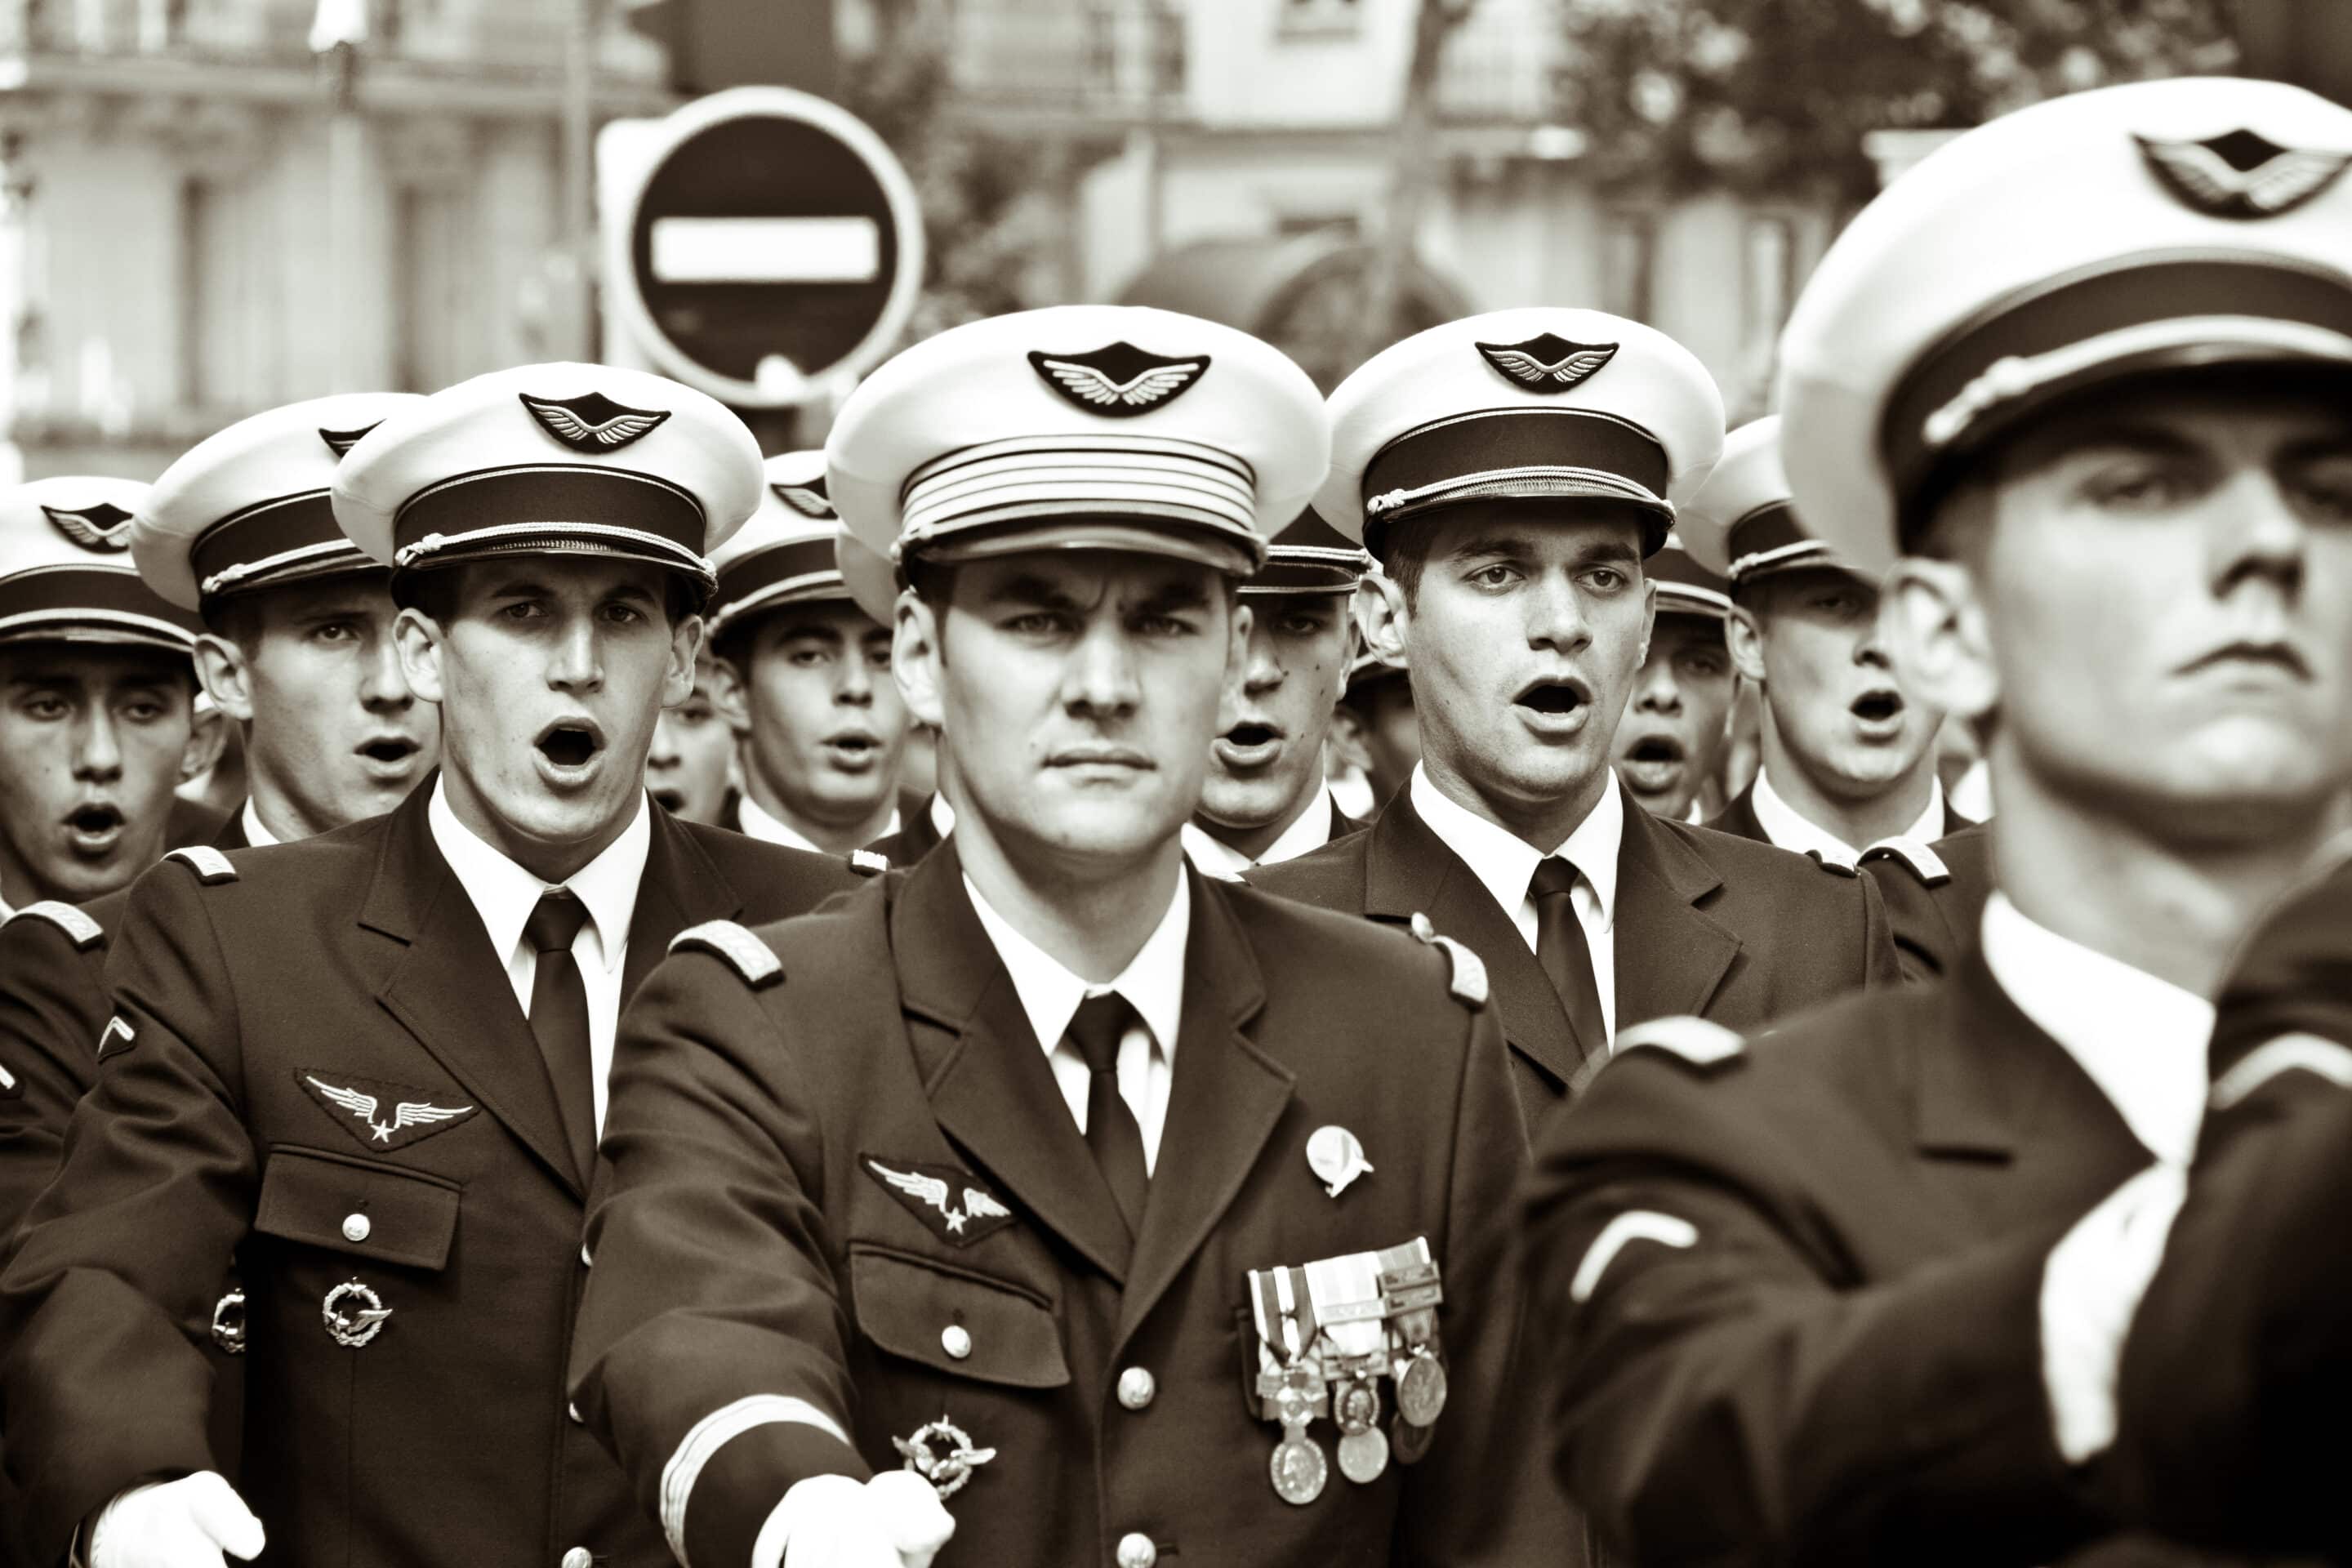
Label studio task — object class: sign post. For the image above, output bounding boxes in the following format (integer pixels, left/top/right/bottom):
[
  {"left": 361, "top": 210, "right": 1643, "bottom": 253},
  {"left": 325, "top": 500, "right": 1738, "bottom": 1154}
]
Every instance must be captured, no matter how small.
[{"left": 604, "top": 86, "right": 926, "bottom": 408}]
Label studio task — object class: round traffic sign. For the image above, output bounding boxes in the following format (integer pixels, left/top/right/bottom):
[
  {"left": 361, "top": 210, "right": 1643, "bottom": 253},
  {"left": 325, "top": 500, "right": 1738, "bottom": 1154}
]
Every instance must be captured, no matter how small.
[{"left": 609, "top": 87, "right": 926, "bottom": 407}]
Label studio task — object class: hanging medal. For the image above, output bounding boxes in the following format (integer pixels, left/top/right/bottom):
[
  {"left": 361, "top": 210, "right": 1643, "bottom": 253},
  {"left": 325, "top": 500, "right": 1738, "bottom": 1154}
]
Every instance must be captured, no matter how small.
[
  {"left": 1249, "top": 1263, "right": 1329, "bottom": 1505},
  {"left": 1379, "top": 1240, "right": 1449, "bottom": 1431},
  {"left": 1303, "top": 1248, "right": 1394, "bottom": 1485}
]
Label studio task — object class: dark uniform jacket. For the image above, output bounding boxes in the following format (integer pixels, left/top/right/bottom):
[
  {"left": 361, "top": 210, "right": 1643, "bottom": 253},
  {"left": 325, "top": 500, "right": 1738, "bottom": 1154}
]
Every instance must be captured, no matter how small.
[
  {"left": 570, "top": 845, "right": 1569, "bottom": 1568},
  {"left": 1861, "top": 826, "right": 1998, "bottom": 983},
  {"left": 1245, "top": 790, "right": 1902, "bottom": 1131},
  {"left": 1521, "top": 949, "right": 2229, "bottom": 1567},
  {"left": 862, "top": 789, "right": 948, "bottom": 866},
  {"left": 0, "top": 783, "right": 863, "bottom": 1568}
]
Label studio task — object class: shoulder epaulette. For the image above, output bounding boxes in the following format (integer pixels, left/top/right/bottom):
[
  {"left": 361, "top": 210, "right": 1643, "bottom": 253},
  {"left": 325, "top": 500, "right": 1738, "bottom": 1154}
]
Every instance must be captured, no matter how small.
[
  {"left": 6, "top": 900, "right": 104, "bottom": 951},
  {"left": 166, "top": 846, "right": 238, "bottom": 884},
  {"left": 670, "top": 920, "right": 783, "bottom": 987},
  {"left": 1860, "top": 838, "right": 1951, "bottom": 887},
  {"left": 1804, "top": 850, "right": 1860, "bottom": 879},
  {"left": 849, "top": 849, "right": 890, "bottom": 877},
  {"left": 1615, "top": 1014, "right": 1744, "bottom": 1071},
  {"left": 1407, "top": 911, "right": 1488, "bottom": 1010}
]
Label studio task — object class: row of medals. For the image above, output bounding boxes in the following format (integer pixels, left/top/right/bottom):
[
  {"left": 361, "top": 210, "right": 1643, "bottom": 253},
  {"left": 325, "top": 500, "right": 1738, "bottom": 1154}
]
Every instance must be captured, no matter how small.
[{"left": 1256, "top": 1256, "right": 1446, "bottom": 1505}]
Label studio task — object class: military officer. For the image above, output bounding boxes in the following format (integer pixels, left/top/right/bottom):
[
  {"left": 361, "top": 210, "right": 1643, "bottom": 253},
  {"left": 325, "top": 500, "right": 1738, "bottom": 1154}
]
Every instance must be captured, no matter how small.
[
  {"left": 710, "top": 452, "right": 917, "bottom": 854},
  {"left": 568, "top": 305, "right": 1565, "bottom": 1568},
  {"left": 1330, "top": 648, "right": 1418, "bottom": 812},
  {"left": 838, "top": 514, "right": 958, "bottom": 866},
  {"left": 0, "top": 478, "right": 215, "bottom": 920},
  {"left": 1249, "top": 310, "right": 1900, "bottom": 1132},
  {"left": 0, "top": 363, "right": 866, "bottom": 1568},
  {"left": 1522, "top": 77, "right": 2352, "bottom": 1566},
  {"left": 1608, "top": 533, "right": 1734, "bottom": 824},
  {"left": 645, "top": 648, "right": 742, "bottom": 825},
  {"left": 1183, "top": 508, "right": 1371, "bottom": 876}
]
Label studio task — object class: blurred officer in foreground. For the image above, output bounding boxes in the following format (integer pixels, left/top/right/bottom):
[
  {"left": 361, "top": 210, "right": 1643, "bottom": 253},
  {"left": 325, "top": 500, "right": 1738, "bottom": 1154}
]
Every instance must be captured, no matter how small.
[
  {"left": 645, "top": 648, "right": 741, "bottom": 825},
  {"left": 1524, "top": 77, "right": 2352, "bottom": 1566},
  {"left": 711, "top": 452, "right": 914, "bottom": 854},
  {"left": 1250, "top": 310, "right": 1899, "bottom": 1134},
  {"left": 2087, "top": 846, "right": 2352, "bottom": 1559},
  {"left": 0, "top": 479, "right": 214, "bottom": 920},
  {"left": 570, "top": 305, "right": 1562, "bottom": 1568},
  {"left": 0, "top": 364, "right": 864, "bottom": 1568},
  {"left": 1608, "top": 532, "right": 1734, "bottom": 824},
  {"left": 1183, "top": 508, "right": 1372, "bottom": 875},
  {"left": 1330, "top": 648, "right": 1417, "bottom": 812}
]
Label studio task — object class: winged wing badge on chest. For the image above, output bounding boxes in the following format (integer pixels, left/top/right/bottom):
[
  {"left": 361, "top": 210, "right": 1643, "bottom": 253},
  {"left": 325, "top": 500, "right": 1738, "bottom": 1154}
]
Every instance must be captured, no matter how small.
[
  {"left": 862, "top": 1155, "right": 1018, "bottom": 1246},
  {"left": 299, "top": 1069, "right": 479, "bottom": 1153}
]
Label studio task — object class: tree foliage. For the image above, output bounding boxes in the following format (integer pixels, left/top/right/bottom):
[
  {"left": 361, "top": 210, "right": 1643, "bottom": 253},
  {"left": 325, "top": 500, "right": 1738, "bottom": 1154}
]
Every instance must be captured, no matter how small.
[{"left": 1551, "top": 0, "right": 2239, "bottom": 200}]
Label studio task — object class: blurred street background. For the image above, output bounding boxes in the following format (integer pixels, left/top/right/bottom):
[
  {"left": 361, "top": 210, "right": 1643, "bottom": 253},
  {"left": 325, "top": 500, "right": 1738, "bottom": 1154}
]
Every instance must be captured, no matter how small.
[{"left": 0, "top": 0, "right": 2340, "bottom": 477}]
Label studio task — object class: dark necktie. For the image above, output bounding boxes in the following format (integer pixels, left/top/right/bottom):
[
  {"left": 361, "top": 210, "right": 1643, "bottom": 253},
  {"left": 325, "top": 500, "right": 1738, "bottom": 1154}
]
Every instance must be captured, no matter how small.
[
  {"left": 1530, "top": 856, "right": 1608, "bottom": 1064},
  {"left": 523, "top": 890, "right": 597, "bottom": 1183},
  {"left": 1067, "top": 991, "right": 1150, "bottom": 1235}
]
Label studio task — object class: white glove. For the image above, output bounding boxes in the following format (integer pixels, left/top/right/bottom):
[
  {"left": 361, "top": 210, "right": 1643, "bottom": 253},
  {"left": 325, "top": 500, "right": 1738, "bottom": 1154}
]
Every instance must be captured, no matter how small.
[
  {"left": 758, "top": 1471, "right": 957, "bottom": 1568},
  {"left": 87, "top": 1472, "right": 265, "bottom": 1568}
]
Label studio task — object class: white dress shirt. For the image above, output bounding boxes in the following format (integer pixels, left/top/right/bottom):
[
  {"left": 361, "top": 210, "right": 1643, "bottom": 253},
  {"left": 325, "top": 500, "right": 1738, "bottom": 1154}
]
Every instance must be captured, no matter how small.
[
  {"left": 426, "top": 779, "right": 651, "bottom": 1134},
  {"left": 239, "top": 799, "right": 280, "bottom": 848},
  {"left": 1981, "top": 893, "right": 2216, "bottom": 1466},
  {"left": 1181, "top": 782, "right": 1340, "bottom": 880},
  {"left": 927, "top": 792, "right": 956, "bottom": 841},
  {"left": 1749, "top": 767, "right": 1948, "bottom": 869},
  {"left": 962, "top": 870, "right": 1190, "bottom": 1174},
  {"left": 737, "top": 791, "right": 901, "bottom": 853},
  {"left": 1410, "top": 764, "right": 1624, "bottom": 1040}
]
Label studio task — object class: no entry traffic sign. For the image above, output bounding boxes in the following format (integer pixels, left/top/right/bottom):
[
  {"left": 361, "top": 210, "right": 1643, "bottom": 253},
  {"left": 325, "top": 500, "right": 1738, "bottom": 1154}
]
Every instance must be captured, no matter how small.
[{"left": 605, "top": 87, "right": 926, "bottom": 407}]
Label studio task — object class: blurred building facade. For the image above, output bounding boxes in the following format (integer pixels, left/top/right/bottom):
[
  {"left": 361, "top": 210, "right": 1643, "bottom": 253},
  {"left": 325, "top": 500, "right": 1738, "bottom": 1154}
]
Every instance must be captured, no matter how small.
[
  {"left": 941, "top": 0, "right": 1841, "bottom": 407},
  {"left": 0, "top": 0, "right": 672, "bottom": 478}
]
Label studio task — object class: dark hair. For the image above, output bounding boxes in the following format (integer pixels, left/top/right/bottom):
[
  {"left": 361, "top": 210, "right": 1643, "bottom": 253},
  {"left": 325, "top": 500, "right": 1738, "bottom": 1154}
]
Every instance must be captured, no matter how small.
[{"left": 391, "top": 561, "right": 700, "bottom": 628}]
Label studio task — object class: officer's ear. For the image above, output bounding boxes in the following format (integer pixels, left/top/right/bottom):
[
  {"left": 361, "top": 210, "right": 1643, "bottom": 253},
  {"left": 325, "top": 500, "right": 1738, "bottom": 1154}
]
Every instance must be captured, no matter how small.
[
  {"left": 191, "top": 632, "right": 257, "bottom": 724},
  {"left": 1726, "top": 604, "right": 1769, "bottom": 686},
  {"left": 1358, "top": 574, "right": 1409, "bottom": 666},
  {"left": 394, "top": 607, "right": 448, "bottom": 706},
  {"left": 661, "top": 612, "right": 704, "bottom": 710},
  {"left": 895, "top": 590, "right": 947, "bottom": 732},
  {"left": 706, "top": 654, "right": 751, "bottom": 735},
  {"left": 1635, "top": 575, "right": 1658, "bottom": 669},
  {"left": 177, "top": 696, "right": 230, "bottom": 787},
  {"left": 1886, "top": 555, "right": 1998, "bottom": 724}
]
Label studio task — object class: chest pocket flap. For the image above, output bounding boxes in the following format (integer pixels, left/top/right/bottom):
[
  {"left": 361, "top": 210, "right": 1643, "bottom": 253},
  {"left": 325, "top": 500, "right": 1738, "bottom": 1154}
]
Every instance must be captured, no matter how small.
[
  {"left": 851, "top": 1247, "right": 1070, "bottom": 1389},
  {"left": 255, "top": 1147, "right": 460, "bottom": 1271}
]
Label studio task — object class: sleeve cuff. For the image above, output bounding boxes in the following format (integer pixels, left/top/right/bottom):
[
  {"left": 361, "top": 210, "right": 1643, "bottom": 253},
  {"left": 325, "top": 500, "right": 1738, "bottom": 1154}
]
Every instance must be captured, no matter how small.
[{"left": 666, "top": 1399, "right": 870, "bottom": 1568}]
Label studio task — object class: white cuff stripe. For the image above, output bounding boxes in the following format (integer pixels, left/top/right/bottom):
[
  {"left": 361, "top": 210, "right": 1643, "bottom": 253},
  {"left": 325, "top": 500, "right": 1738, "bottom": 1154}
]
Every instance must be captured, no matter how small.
[
  {"left": 660, "top": 1395, "right": 850, "bottom": 1568},
  {"left": 2210, "top": 1032, "right": 2352, "bottom": 1111},
  {"left": 2039, "top": 1162, "right": 2188, "bottom": 1464},
  {"left": 1570, "top": 1209, "right": 1699, "bottom": 1303}
]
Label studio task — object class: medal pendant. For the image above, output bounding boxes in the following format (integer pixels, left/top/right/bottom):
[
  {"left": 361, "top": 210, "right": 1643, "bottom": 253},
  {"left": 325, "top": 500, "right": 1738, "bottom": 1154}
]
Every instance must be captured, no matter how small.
[
  {"left": 1270, "top": 1430, "right": 1329, "bottom": 1505},
  {"left": 1395, "top": 1349, "right": 1448, "bottom": 1427},
  {"left": 1337, "top": 1424, "right": 1391, "bottom": 1484},
  {"left": 1391, "top": 1412, "right": 1437, "bottom": 1466},
  {"left": 1334, "top": 1374, "right": 1381, "bottom": 1435}
]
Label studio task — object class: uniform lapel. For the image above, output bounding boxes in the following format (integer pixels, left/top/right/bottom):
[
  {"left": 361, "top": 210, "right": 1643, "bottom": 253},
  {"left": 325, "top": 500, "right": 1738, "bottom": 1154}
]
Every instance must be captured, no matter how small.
[
  {"left": 1709, "top": 784, "right": 1765, "bottom": 844},
  {"left": 901, "top": 847, "right": 1135, "bottom": 1285},
  {"left": 1364, "top": 793, "right": 1579, "bottom": 1092},
  {"left": 621, "top": 811, "right": 744, "bottom": 1004},
  {"left": 1612, "top": 806, "right": 1741, "bottom": 1026},
  {"left": 1115, "top": 874, "right": 1288, "bottom": 1348},
  {"left": 362, "top": 785, "right": 583, "bottom": 1197},
  {"left": 212, "top": 804, "right": 251, "bottom": 851}
]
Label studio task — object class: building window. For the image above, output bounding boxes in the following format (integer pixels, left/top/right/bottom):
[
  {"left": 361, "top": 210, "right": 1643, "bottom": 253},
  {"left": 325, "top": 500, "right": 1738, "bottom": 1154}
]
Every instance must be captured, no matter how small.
[
  {"left": 1280, "top": 0, "right": 1361, "bottom": 39},
  {"left": 392, "top": 185, "right": 467, "bottom": 394},
  {"left": 1600, "top": 210, "right": 1655, "bottom": 323},
  {"left": 178, "top": 176, "right": 256, "bottom": 410},
  {"left": 1742, "top": 216, "right": 1796, "bottom": 355}
]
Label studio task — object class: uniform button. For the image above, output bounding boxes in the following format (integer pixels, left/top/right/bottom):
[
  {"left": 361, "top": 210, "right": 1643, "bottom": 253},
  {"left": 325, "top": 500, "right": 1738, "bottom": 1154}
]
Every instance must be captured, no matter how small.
[
  {"left": 940, "top": 1324, "right": 972, "bottom": 1360},
  {"left": 1116, "top": 1367, "right": 1156, "bottom": 1410},
  {"left": 341, "top": 1213, "right": 372, "bottom": 1243},
  {"left": 1115, "top": 1533, "right": 1157, "bottom": 1568},
  {"left": 580, "top": 1243, "right": 592, "bottom": 1267},
  {"left": 559, "top": 1548, "right": 592, "bottom": 1568},
  {"left": 568, "top": 1401, "right": 584, "bottom": 1424}
]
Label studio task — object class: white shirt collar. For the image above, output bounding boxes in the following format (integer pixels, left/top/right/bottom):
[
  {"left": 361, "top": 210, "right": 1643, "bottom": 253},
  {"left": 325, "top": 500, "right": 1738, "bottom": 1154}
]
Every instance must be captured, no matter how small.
[
  {"left": 1181, "top": 782, "right": 1337, "bottom": 880},
  {"left": 739, "top": 791, "right": 898, "bottom": 853},
  {"left": 240, "top": 799, "right": 280, "bottom": 848},
  {"left": 929, "top": 791, "right": 956, "bottom": 840},
  {"left": 1978, "top": 891, "right": 2212, "bottom": 1167},
  {"left": 1410, "top": 763, "right": 1624, "bottom": 926},
  {"left": 426, "top": 777, "right": 651, "bottom": 977},
  {"left": 1751, "top": 767, "right": 1947, "bottom": 868},
  {"left": 962, "top": 868, "right": 1190, "bottom": 1062}
]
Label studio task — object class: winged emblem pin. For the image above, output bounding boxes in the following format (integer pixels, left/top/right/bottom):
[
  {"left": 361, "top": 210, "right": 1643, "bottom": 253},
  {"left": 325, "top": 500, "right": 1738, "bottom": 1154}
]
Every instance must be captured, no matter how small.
[
  {"left": 1027, "top": 344, "right": 1211, "bottom": 417},
  {"left": 41, "top": 502, "right": 136, "bottom": 553},
  {"left": 518, "top": 390, "right": 673, "bottom": 452},
  {"left": 1474, "top": 335, "right": 1619, "bottom": 392},
  {"left": 305, "top": 1075, "right": 472, "bottom": 1145},
  {"left": 866, "top": 1158, "right": 1013, "bottom": 1236}
]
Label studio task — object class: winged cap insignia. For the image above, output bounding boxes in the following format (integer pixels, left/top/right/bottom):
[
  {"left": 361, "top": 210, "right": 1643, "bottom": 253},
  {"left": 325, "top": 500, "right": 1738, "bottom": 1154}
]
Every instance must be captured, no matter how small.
[
  {"left": 771, "top": 478, "right": 835, "bottom": 519},
  {"left": 41, "top": 502, "right": 136, "bottom": 552},
  {"left": 1474, "top": 335, "right": 1620, "bottom": 392},
  {"left": 519, "top": 390, "right": 674, "bottom": 452},
  {"left": 1027, "top": 343, "right": 1211, "bottom": 417},
  {"left": 317, "top": 421, "right": 382, "bottom": 457},
  {"left": 863, "top": 1155, "right": 1019, "bottom": 1245},
  {"left": 2135, "top": 128, "right": 2352, "bottom": 219}
]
